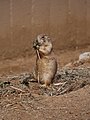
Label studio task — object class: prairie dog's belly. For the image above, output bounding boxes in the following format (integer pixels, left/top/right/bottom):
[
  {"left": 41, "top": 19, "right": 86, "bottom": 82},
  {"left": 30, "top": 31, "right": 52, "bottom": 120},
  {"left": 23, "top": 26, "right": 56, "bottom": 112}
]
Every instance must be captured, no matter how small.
[{"left": 37, "top": 57, "right": 57, "bottom": 84}]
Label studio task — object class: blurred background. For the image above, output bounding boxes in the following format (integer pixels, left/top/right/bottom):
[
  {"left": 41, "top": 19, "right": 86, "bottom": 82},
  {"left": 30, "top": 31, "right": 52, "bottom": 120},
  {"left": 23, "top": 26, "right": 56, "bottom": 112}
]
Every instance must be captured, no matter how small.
[
  {"left": 0, "top": 0, "right": 90, "bottom": 60},
  {"left": 0, "top": 0, "right": 90, "bottom": 73}
]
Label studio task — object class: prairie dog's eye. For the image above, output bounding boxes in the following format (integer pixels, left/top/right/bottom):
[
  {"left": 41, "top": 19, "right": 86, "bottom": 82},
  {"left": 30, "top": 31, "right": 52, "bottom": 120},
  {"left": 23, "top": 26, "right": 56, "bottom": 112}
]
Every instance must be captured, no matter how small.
[
  {"left": 41, "top": 36, "right": 46, "bottom": 42},
  {"left": 35, "top": 39, "right": 38, "bottom": 43},
  {"left": 42, "top": 36, "right": 44, "bottom": 39}
]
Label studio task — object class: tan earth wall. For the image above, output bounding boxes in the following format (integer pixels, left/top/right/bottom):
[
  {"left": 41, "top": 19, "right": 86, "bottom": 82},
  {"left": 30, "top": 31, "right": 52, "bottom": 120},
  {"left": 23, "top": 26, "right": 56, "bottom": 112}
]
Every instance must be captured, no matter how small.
[{"left": 0, "top": 0, "right": 90, "bottom": 59}]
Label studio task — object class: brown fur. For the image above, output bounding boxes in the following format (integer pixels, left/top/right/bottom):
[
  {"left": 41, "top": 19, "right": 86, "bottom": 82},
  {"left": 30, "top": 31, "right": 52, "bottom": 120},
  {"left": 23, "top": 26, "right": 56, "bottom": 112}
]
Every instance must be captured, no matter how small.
[{"left": 33, "top": 34, "right": 57, "bottom": 86}]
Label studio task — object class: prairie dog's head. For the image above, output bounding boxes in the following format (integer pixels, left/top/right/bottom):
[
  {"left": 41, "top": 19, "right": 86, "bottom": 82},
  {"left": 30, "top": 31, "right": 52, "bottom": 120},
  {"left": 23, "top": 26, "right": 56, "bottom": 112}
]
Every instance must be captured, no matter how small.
[
  {"left": 37, "top": 34, "right": 51, "bottom": 45},
  {"left": 33, "top": 34, "right": 52, "bottom": 53}
]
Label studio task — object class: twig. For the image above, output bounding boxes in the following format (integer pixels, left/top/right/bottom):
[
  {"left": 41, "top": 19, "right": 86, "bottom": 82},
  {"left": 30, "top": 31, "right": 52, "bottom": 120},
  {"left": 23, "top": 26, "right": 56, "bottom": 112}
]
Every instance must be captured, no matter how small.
[
  {"left": 60, "top": 88, "right": 69, "bottom": 95},
  {"left": 57, "top": 82, "right": 67, "bottom": 92},
  {"left": 54, "top": 82, "right": 66, "bottom": 86},
  {"left": 36, "top": 50, "right": 40, "bottom": 83},
  {"left": 36, "top": 50, "right": 40, "bottom": 59},
  {"left": 10, "top": 86, "right": 25, "bottom": 92}
]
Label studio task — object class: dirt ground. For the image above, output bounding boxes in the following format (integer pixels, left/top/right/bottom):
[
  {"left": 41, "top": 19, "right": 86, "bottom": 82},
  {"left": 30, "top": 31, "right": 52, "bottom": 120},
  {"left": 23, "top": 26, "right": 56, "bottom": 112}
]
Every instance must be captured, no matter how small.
[{"left": 0, "top": 46, "right": 90, "bottom": 120}]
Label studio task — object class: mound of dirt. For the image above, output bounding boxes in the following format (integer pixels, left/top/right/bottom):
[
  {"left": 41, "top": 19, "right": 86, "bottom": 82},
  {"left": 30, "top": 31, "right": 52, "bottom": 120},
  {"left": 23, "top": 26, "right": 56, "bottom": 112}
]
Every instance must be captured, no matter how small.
[
  {"left": 0, "top": 49, "right": 90, "bottom": 120},
  {"left": 0, "top": 66, "right": 90, "bottom": 98},
  {"left": 0, "top": 65, "right": 90, "bottom": 120}
]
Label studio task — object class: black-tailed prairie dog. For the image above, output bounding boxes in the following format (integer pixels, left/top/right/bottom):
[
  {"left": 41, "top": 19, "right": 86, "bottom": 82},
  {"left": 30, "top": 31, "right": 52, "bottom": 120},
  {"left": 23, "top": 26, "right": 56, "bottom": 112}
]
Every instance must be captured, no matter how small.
[{"left": 33, "top": 34, "right": 57, "bottom": 87}]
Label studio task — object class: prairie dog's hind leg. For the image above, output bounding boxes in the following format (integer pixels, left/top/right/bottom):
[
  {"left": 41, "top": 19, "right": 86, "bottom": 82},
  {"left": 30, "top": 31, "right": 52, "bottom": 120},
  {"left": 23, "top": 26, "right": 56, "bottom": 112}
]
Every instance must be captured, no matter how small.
[{"left": 31, "top": 68, "right": 38, "bottom": 82}]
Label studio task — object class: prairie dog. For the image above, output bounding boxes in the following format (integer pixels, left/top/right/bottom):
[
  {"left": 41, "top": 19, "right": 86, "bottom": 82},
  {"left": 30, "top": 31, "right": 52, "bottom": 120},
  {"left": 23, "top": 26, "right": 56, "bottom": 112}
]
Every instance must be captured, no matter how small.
[{"left": 33, "top": 34, "right": 57, "bottom": 86}]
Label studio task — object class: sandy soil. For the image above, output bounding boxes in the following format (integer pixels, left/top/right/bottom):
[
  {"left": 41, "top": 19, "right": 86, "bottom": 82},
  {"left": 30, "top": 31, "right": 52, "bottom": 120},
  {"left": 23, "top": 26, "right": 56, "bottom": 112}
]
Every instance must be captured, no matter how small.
[
  {"left": 0, "top": 85, "right": 90, "bottom": 120},
  {"left": 0, "top": 47, "right": 90, "bottom": 120}
]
